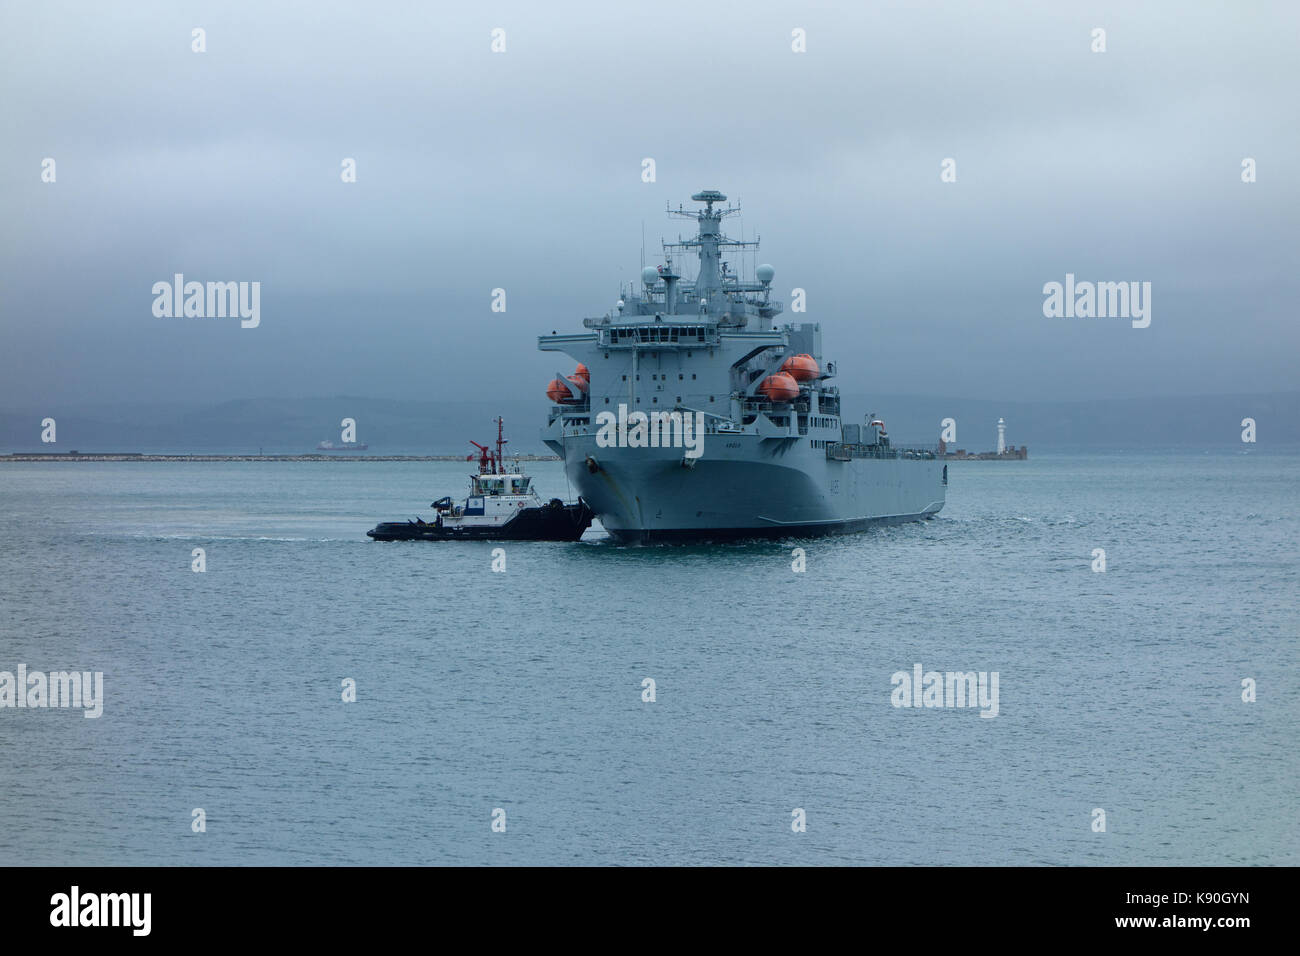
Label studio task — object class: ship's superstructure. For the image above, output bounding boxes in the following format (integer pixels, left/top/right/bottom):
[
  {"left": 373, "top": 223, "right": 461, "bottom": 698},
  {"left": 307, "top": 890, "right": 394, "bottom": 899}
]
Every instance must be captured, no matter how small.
[{"left": 538, "top": 190, "right": 946, "bottom": 542}]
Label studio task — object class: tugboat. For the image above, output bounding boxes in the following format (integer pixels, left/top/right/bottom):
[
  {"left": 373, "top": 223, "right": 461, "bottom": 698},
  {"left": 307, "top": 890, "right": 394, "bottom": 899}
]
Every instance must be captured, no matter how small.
[{"left": 366, "top": 419, "right": 594, "bottom": 541}]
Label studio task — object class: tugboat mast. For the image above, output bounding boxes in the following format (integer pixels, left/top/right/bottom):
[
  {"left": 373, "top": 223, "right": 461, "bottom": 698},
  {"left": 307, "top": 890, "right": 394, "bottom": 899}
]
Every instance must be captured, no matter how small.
[
  {"left": 495, "top": 417, "right": 508, "bottom": 473},
  {"left": 471, "top": 417, "right": 510, "bottom": 475}
]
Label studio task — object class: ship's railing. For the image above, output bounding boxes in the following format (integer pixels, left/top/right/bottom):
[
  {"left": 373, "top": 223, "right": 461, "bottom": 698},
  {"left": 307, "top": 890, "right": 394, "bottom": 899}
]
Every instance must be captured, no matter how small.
[
  {"left": 826, "top": 441, "right": 940, "bottom": 461},
  {"left": 547, "top": 406, "right": 591, "bottom": 427},
  {"left": 742, "top": 398, "right": 811, "bottom": 415}
]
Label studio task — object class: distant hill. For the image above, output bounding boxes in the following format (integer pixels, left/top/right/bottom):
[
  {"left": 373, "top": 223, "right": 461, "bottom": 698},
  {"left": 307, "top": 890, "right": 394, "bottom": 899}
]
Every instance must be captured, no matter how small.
[
  {"left": 2, "top": 392, "right": 1296, "bottom": 454},
  {"left": 0, "top": 397, "right": 541, "bottom": 455}
]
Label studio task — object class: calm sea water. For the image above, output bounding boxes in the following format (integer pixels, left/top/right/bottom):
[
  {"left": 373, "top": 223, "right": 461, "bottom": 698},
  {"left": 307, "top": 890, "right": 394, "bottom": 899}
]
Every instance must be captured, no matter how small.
[{"left": 0, "top": 450, "right": 1296, "bottom": 865}]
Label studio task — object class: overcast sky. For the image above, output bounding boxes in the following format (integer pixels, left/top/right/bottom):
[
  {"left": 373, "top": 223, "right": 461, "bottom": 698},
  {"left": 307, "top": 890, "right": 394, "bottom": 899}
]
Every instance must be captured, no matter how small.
[{"left": 2, "top": 0, "right": 1296, "bottom": 410}]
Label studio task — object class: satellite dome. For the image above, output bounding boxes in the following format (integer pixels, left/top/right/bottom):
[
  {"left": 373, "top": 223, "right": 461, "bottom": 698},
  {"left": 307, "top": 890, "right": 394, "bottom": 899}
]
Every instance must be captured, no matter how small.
[
  {"left": 755, "top": 263, "right": 775, "bottom": 284},
  {"left": 641, "top": 266, "right": 660, "bottom": 286}
]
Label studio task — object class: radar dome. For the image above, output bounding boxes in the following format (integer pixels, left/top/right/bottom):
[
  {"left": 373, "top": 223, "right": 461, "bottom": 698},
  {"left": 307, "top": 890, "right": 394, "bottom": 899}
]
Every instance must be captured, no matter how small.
[
  {"left": 755, "top": 263, "right": 775, "bottom": 284},
  {"left": 641, "top": 266, "right": 660, "bottom": 286}
]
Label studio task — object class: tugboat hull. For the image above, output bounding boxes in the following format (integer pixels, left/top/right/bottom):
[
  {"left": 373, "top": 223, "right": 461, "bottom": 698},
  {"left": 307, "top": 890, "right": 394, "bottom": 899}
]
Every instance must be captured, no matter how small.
[{"left": 367, "top": 501, "right": 594, "bottom": 542}]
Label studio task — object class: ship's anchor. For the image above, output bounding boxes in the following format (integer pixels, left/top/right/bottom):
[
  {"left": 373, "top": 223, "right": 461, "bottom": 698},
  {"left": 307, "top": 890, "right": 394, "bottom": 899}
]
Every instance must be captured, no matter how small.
[{"left": 585, "top": 455, "right": 600, "bottom": 474}]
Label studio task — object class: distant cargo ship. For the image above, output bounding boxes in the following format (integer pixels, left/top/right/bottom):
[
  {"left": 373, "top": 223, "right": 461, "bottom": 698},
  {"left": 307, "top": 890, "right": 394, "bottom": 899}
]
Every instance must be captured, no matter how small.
[{"left": 316, "top": 440, "right": 368, "bottom": 451}]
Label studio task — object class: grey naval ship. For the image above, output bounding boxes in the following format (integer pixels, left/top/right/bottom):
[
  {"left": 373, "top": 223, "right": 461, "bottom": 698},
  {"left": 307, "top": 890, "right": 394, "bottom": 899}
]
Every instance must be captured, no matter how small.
[{"left": 539, "top": 189, "right": 946, "bottom": 543}]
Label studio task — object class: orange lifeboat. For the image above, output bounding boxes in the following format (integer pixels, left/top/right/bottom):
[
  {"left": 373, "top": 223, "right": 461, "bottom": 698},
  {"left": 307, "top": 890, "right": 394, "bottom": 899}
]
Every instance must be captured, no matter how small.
[
  {"left": 573, "top": 363, "right": 590, "bottom": 385},
  {"left": 546, "top": 378, "right": 576, "bottom": 403},
  {"left": 780, "top": 353, "right": 819, "bottom": 381},
  {"left": 758, "top": 372, "right": 800, "bottom": 402}
]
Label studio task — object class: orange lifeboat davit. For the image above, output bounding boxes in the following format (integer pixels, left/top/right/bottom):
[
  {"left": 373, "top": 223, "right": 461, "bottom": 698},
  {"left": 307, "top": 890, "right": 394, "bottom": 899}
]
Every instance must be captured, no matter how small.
[
  {"left": 758, "top": 372, "right": 800, "bottom": 402},
  {"left": 566, "top": 368, "right": 589, "bottom": 394},
  {"left": 780, "top": 353, "right": 819, "bottom": 382},
  {"left": 546, "top": 378, "right": 576, "bottom": 403}
]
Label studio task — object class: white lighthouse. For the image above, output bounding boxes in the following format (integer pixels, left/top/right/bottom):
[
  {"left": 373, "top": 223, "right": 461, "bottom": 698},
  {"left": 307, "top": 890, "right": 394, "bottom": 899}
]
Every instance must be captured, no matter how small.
[{"left": 996, "top": 418, "right": 1006, "bottom": 455}]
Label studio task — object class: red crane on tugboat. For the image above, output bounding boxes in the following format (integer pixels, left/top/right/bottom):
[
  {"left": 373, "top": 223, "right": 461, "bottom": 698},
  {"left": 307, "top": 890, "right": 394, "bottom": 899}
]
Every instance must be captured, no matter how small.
[{"left": 466, "top": 417, "right": 510, "bottom": 474}]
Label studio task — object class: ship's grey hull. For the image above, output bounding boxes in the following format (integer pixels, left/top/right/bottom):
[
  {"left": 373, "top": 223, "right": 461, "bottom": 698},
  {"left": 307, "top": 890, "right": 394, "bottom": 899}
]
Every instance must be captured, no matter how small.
[{"left": 552, "top": 434, "right": 945, "bottom": 543}]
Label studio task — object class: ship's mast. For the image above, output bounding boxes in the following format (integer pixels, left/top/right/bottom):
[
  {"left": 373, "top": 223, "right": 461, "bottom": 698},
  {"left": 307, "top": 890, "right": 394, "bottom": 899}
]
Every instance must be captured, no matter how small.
[
  {"left": 665, "top": 190, "right": 760, "bottom": 311},
  {"left": 495, "top": 417, "right": 507, "bottom": 474}
]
